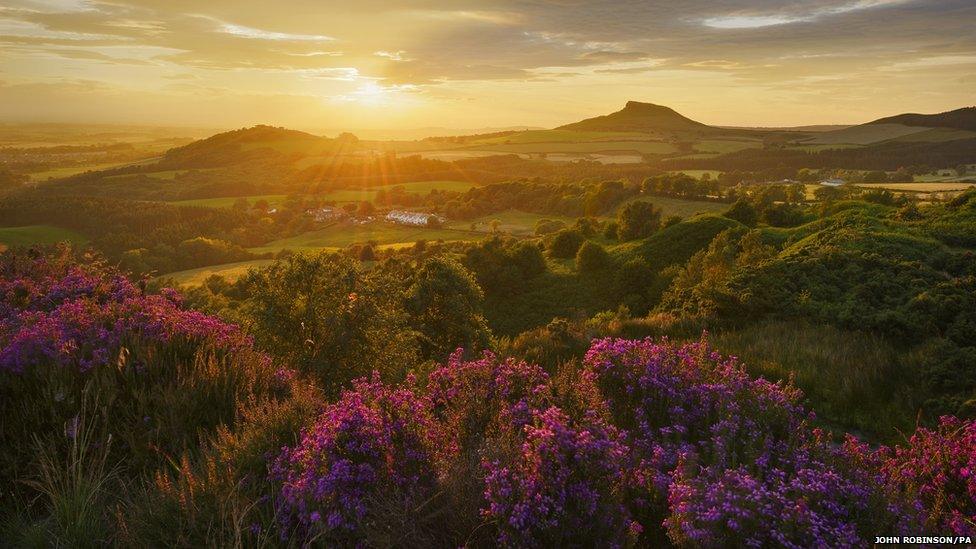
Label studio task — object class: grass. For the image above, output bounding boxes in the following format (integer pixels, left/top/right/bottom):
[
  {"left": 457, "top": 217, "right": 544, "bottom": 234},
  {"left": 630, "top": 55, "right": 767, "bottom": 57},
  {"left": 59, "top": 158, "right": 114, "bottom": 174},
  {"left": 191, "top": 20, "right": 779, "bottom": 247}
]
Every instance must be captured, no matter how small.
[
  {"left": 170, "top": 195, "right": 289, "bottom": 208},
  {"left": 692, "top": 139, "right": 759, "bottom": 154},
  {"left": 711, "top": 319, "right": 916, "bottom": 440},
  {"left": 0, "top": 225, "right": 87, "bottom": 251},
  {"left": 167, "top": 181, "right": 477, "bottom": 209},
  {"left": 799, "top": 123, "right": 928, "bottom": 145},
  {"left": 249, "top": 222, "right": 483, "bottom": 254},
  {"left": 28, "top": 162, "right": 131, "bottom": 181},
  {"left": 670, "top": 170, "right": 723, "bottom": 179},
  {"left": 163, "top": 259, "right": 275, "bottom": 286},
  {"left": 468, "top": 129, "right": 648, "bottom": 145},
  {"left": 447, "top": 210, "right": 580, "bottom": 236},
  {"left": 472, "top": 141, "right": 676, "bottom": 154},
  {"left": 858, "top": 182, "right": 976, "bottom": 193},
  {"left": 614, "top": 195, "right": 729, "bottom": 219},
  {"left": 104, "top": 169, "right": 191, "bottom": 181}
]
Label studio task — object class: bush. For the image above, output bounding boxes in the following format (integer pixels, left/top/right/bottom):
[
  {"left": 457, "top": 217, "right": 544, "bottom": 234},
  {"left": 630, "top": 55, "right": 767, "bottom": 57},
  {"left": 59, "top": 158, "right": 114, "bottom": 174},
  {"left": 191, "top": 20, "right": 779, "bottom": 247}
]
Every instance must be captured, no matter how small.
[
  {"left": 617, "top": 201, "right": 661, "bottom": 241},
  {"left": 547, "top": 229, "right": 584, "bottom": 258},
  {"left": 724, "top": 199, "right": 758, "bottom": 227},
  {"left": 575, "top": 240, "right": 610, "bottom": 272}
]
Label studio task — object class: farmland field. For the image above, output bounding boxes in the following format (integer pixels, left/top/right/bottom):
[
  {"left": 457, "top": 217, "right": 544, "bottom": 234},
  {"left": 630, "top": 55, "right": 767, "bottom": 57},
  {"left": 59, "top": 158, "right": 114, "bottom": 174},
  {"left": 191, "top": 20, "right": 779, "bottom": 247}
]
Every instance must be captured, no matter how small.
[
  {"left": 170, "top": 194, "right": 289, "bottom": 208},
  {"left": 472, "top": 140, "right": 676, "bottom": 154},
  {"left": 0, "top": 225, "right": 87, "bottom": 251},
  {"left": 858, "top": 182, "right": 976, "bottom": 192},
  {"left": 692, "top": 139, "right": 759, "bottom": 154},
  {"left": 615, "top": 195, "right": 729, "bottom": 218},
  {"left": 163, "top": 259, "right": 275, "bottom": 286},
  {"left": 168, "top": 181, "right": 478, "bottom": 209},
  {"left": 448, "top": 210, "right": 580, "bottom": 235},
  {"left": 28, "top": 162, "right": 131, "bottom": 181},
  {"left": 248, "top": 221, "right": 483, "bottom": 254},
  {"left": 468, "top": 129, "right": 648, "bottom": 145}
]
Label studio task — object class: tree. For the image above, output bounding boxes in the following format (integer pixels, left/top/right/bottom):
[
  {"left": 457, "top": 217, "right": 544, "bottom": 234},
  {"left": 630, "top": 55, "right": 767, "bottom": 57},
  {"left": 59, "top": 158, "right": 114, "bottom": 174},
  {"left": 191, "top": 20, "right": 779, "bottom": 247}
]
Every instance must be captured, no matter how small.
[
  {"left": 548, "top": 229, "right": 585, "bottom": 259},
  {"left": 575, "top": 241, "right": 610, "bottom": 273},
  {"left": 241, "top": 253, "right": 417, "bottom": 395},
  {"left": 617, "top": 201, "right": 661, "bottom": 241},
  {"left": 358, "top": 201, "right": 375, "bottom": 216},
  {"left": 489, "top": 219, "right": 502, "bottom": 233},
  {"left": 405, "top": 257, "right": 491, "bottom": 360},
  {"left": 535, "top": 219, "right": 567, "bottom": 235}
]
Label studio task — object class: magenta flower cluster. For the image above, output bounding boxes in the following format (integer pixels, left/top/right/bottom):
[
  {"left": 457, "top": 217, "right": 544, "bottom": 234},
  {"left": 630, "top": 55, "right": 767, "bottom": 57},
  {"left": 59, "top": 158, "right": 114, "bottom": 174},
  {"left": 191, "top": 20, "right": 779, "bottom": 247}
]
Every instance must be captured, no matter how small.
[
  {"left": 0, "top": 256, "right": 247, "bottom": 374},
  {"left": 272, "top": 339, "right": 975, "bottom": 546},
  {"left": 271, "top": 375, "right": 444, "bottom": 541}
]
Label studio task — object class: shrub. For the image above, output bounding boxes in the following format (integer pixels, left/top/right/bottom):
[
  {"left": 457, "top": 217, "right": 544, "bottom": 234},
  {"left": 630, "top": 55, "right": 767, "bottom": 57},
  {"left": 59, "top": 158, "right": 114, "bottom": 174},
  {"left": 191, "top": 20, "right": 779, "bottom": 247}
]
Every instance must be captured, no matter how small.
[
  {"left": 617, "top": 201, "right": 661, "bottom": 241},
  {"left": 272, "top": 375, "right": 448, "bottom": 546},
  {"left": 575, "top": 240, "right": 610, "bottom": 273},
  {"left": 547, "top": 229, "right": 584, "bottom": 258},
  {"left": 724, "top": 198, "right": 758, "bottom": 227}
]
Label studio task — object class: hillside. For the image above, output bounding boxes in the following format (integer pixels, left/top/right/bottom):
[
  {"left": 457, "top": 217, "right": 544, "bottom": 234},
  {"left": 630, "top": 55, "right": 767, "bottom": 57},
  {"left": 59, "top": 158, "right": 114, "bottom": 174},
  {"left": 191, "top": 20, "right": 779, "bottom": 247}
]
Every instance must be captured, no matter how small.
[
  {"left": 557, "top": 101, "right": 713, "bottom": 133},
  {"left": 160, "top": 125, "right": 338, "bottom": 168},
  {"left": 869, "top": 106, "right": 976, "bottom": 132}
]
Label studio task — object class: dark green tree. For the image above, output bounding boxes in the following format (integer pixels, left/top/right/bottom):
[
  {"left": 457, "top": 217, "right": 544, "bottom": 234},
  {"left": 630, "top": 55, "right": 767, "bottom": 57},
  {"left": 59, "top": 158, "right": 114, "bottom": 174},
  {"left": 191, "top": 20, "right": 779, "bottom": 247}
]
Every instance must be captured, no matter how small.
[{"left": 617, "top": 201, "right": 661, "bottom": 241}]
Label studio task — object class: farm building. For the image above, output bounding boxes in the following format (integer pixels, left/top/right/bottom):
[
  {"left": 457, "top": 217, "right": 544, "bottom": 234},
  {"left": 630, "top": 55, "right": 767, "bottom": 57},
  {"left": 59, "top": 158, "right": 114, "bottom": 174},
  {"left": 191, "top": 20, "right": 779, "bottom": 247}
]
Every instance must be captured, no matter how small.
[
  {"left": 819, "top": 178, "right": 846, "bottom": 187},
  {"left": 307, "top": 207, "right": 345, "bottom": 222},
  {"left": 386, "top": 210, "right": 444, "bottom": 226}
]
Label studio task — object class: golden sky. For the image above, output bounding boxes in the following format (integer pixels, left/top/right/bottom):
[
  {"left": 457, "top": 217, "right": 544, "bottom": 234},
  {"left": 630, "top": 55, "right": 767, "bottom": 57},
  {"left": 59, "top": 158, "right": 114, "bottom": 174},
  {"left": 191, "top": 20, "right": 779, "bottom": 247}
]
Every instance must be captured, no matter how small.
[{"left": 1, "top": 0, "right": 974, "bottom": 134}]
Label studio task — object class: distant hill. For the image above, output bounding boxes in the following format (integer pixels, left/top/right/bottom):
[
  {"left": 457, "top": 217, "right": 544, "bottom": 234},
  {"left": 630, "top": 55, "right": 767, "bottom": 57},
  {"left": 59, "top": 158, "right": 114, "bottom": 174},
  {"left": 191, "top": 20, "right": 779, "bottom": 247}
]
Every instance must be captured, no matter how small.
[
  {"left": 161, "top": 125, "right": 337, "bottom": 168},
  {"left": 557, "top": 101, "right": 712, "bottom": 133},
  {"left": 868, "top": 107, "right": 976, "bottom": 132}
]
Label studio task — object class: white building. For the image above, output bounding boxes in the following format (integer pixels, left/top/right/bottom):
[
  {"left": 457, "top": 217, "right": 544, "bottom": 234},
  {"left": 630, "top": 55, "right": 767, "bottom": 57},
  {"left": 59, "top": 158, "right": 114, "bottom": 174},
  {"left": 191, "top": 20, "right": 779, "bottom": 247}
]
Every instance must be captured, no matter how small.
[
  {"left": 385, "top": 210, "right": 444, "bottom": 226},
  {"left": 819, "top": 178, "right": 846, "bottom": 187}
]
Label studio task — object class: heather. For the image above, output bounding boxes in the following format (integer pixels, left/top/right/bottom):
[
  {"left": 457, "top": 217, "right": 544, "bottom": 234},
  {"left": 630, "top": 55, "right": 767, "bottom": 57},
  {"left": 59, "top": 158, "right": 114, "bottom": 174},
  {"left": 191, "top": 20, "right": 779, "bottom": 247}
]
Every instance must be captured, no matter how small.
[{"left": 3, "top": 247, "right": 976, "bottom": 546}]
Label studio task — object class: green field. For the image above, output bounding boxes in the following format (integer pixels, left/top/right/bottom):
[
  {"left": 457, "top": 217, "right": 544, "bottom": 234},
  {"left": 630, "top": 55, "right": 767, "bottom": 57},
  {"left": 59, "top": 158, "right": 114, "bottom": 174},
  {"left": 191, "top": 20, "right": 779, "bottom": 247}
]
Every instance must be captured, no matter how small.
[
  {"left": 859, "top": 182, "right": 976, "bottom": 192},
  {"left": 469, "top": 129, "right": 648, "bottom": 145},
  {"left": 671, "top": 170, "right": 723, "bottom": 179},
  {"left": 473, "top": 140, "right": 676, "bottom": 155},
  {"left": 448, "top": 210, "right": 580, "bottom": 236},
  {"left": 0, "top": 225, "right": 87, "bottom": 250},
  {"left": 693, "top": 139, "right": 759, "bottom": 154},
  {"left": 168, "top": 180, "right": 478, "bottom": 209},
  {"left": 249, "top": 222, "right": 482, "bottom": 254},
  {"left": 171, "top": 194, "right": 289, "bottom": 208},
  {"left": 28, "top": 162, "right": 130, "bottom": 181},
  {"left": 104, "top": 169, "right": 193, "bottom": 181},
  {"left": 163, "top": 259, "right": 275, "bottom": 286},
  {"left": 615, "top": 195, "right": 729, "bottom": 218}
]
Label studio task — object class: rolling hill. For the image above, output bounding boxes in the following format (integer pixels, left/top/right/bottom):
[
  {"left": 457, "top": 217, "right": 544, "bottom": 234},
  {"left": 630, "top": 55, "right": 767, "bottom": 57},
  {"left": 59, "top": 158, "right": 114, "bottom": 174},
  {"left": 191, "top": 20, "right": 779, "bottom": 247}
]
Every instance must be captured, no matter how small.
[
  {"left": 868, "top": 106, "right": 976, "bottom": 132},
  {"left": 557, "top": 101, "right": 713, "bottom": 133}
]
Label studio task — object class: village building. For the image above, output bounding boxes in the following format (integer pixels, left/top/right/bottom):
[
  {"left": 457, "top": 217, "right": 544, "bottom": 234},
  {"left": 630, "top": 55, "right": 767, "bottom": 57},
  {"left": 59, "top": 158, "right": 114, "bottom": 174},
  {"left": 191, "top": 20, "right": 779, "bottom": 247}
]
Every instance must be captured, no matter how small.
[
  {"left": 819, "top": 178, "right": 846, "bottom": 187},
  {"left": 306, "top": 207, "right": 345, "bottom": 223},
  {"left": 385, "top": 210, "right": 444, "bottom": 226}
]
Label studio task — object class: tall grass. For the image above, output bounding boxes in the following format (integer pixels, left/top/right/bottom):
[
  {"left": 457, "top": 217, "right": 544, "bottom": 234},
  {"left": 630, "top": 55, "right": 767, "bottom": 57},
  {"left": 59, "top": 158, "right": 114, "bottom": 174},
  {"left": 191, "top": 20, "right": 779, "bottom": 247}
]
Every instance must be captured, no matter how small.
[
  {"left": 21, "top": 388, "right": 120, "bottom": 547},
  {"left": 712, "top": 319, "right": 918, "bottom": 440}
]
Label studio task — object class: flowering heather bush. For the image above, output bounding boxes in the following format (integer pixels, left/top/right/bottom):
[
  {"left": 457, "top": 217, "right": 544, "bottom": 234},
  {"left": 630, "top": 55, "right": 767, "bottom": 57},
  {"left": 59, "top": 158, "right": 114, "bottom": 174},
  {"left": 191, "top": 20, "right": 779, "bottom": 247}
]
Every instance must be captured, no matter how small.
[
  {"left": 426, "top": 349, "right": 552, "bottom": 449},
  {"left": 272, "top": 375, "right": 445, "bottom": 544},
  {"left": 0, "top": 248, "right": 287, "bottom": 501},
  {"left": 882, "top": 416, "right": 976, "bottom": 535},
  {"left": 482, "top": 407, "right": 636, "bottom": 548},
  {"left": 0, "top": 251, "right": 248, "bottom": 374}
]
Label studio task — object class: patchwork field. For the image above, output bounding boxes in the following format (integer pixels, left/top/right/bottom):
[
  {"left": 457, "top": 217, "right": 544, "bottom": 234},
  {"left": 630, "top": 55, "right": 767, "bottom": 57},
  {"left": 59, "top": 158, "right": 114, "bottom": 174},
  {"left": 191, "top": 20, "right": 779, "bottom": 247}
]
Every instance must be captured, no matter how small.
[
  {"left": 448, "top": 210, "right": 581, "bottom": 236},
  {"left": 28, "top": 162, "right": 131, "bottom": 181},
  {"left": 859, "top": 182, "right": 976, "bottom": 192},
  {"left": 168, "top": 181, "right": 478, "bottom": 209},
  {"left": 163, "top": 259, "right": 275, "bottom": 286},
  {"left": 248, "top": 222, "right": 483, "bottom": 254},
  {"left": 472, "top": 140, "right": 676, "bottom": 155},
  {"left": 0, "top": 225, "right": 87, "bottom": 251},
  {"left": 615, "top": 195, "right": 729, "bottom": 218}
]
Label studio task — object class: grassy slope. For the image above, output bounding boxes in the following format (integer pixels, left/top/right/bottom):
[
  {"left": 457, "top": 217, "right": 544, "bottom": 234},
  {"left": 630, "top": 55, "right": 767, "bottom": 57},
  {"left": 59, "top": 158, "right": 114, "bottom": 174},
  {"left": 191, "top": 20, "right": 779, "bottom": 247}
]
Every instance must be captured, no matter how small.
[
  {"left": 168, "top": 180, "right": 477, "bottom": 208},
  {"left": 487, "top": 214, "right": 741, "bottom": 335},
  {"left": 0, "top": 225, "right": 88, "bottom": 251},
  {"left": 163, "top": 259, "right": 275, "bottom": 286},
  {"left": 248, "top": 222, "right": 483, "bottom": 254}
]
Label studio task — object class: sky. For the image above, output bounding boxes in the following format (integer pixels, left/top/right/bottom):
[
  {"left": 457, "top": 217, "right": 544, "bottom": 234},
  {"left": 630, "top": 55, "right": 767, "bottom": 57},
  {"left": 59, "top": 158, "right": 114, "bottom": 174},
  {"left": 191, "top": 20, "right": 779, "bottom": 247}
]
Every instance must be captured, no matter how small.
[{"left": 1, "top": 0, "right": 974, "bottom": 135}]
